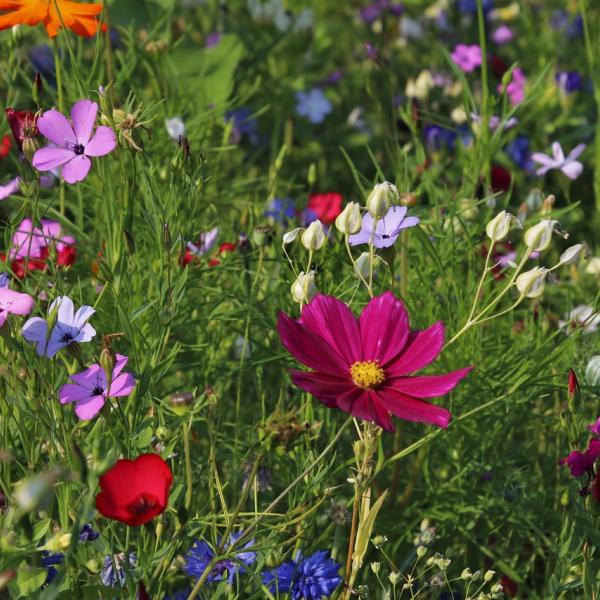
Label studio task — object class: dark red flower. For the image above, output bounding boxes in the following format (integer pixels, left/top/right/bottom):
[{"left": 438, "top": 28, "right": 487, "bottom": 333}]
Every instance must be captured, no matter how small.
[
  {"left": 568, "top": 368, "right": 579, "bottom": 399},
  {"left": 490, "top": 164, "right": 512, "bottom": 193},
  {"left": 5, "top": 108, "right": 38, "bottom": 151},
  {"left": 307, "top": 193, "right": 343, "bottom": 225},
  {"left": 96, "top": 454, "right": 173, "bottom": 526},
  {"left": 489, "top": 55, "right": 508, "bottom": 80},
  {"left": 208, "top": 242, "right": 237, "bottom": 267},
  {"left": 57, "top": 244, "right": 77, "bottom": 267},
  {"left": 0, "top": 135, "right": 10, "bottom": 159},
  {"left": 500, "top": 575, "right": 518, "bottom": 598}
]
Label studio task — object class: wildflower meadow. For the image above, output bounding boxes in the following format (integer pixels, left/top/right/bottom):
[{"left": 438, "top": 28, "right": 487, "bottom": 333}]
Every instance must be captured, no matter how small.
[{"left": 1, "top": 0, "right": 600, "bottom": 598}]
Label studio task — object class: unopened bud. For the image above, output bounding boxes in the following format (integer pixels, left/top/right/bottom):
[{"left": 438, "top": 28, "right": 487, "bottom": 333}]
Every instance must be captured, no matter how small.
[
  {"left": 366, "top": 182, "right": 398, "bottom": 218},
  {"left": 301, "top": 220, "right": 326, "bottom": 250},
  {"left": 516, "top": 266, "right": 548, "bottom": 298},
  {"left": 370, "top": 562, "right": 381, "bottom": 575},
  {"left": 252, "top": 225, "right": 273, "bottom": 247},
  {"left": 524, "top": 219, "right": 559, "bottom": 251},
  {"left": 558, "top": 243, "right": 589, "bottom": 266},
  {"left": 169, "top": 391, "right": 194, "bottom": 415},
  {"left": 354, "top": 252, "right": 384, "bottom": 280},
  {"left": 307, "top": 163, "right": 317, "bottom": 187},
  {"left": 461, "top": 568, "right": 472, "bottom": 579},
  {"left": 416, "top": 545, "right": 427, "bottom": 558},
  {"left": 283, "top": 227, "right": 302, "bottom": 245},
  {"left": 335, "top": 202, "right": 362, "bottom": 235},
  {"left": 389, "top": 572, "right": 401, "bottom": 585},
  {"left": 541, "top": 194, "right": 555, "bottom": 215},
  {"left": 484, "top": 570, "right": 496, "bottom": 582},
  {"left": 486, "top": 210, "right": 519, "bottom": 242},
  {"left": 291, "top": 270, "right": 317, "bottom": 303},
  {"left": 22, "top": 136, "right": 39, "bottom": 163}
]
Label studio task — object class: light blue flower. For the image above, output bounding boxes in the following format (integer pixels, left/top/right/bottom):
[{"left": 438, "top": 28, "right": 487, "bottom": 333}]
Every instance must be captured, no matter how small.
[{"left": 295, "top": 89, "right": 333, "bottom": 124}]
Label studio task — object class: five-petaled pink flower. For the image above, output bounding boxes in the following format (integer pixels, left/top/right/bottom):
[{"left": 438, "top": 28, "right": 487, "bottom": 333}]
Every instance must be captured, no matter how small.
[
  {"left": 0, "top": 287, "right": 34, "bottom": 328},
  {"left": 451, "top": 44, "right": 482, "bottom": 72},
  {"left": 277, "top": 292, "right": 472, "bottom": 431},
  {"left": 531, "top": 142, "right": 586, "bottom": 180},
  {"left": 59, "top": 354, "right": 136, "bottom": 420},
  {"left": 32, "top": 99, "right": 116, "bottom": 184},
  {"left": 559, "top": 439, "right": 600, "bottom": 477}
]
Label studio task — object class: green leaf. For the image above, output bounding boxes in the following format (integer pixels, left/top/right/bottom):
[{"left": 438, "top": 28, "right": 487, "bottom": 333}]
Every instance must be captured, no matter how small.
[{"left": 16, "top": 564, "right": 47, "bottom": 596}]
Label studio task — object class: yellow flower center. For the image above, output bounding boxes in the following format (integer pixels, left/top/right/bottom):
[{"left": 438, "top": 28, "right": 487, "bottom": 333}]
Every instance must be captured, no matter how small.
[{"left": 350, "top": 360, "right": 386, "bottom": 389}]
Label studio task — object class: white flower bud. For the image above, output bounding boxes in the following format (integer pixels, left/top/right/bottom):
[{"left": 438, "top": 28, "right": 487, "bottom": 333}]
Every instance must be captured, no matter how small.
[
  {"left": 491, "top": 584, "right": 503, "bottom": 593},
  {"left": 558, "top": 243, "right": 589, "bottom": 266},
  {"left": 586, "top": 257, "right": 600, "bottom": 275},
  {"left": 416, "top": 545, "right": 427, "bottom": 558},
  {"left": 516, "top": 267, "right": 549, "bottom": 298},
  {"left": 291, "top": 271, "right": 317, "bottom": 304},
  {"left": 461, "top": 568, "right": 472, "bottom": 580},
  {"left": 484, "top": 570, "right": 495, "bottom": 582},
  {"left": 370, "top": 562, "right": 381, "bottom": 575},
  {"left": 366, "top": 182, "right": 398, "bottom": 219},
  {"left": 354, "top": 252, "right": 384, "bottom": 280},
  {"left": 335, "top": 202, "right": 362, "bottom": 235},
  {"left": 301, "top": 220, "right": 326, "bottom": 250},
  {"left": 283, "top": 227, "right": 302, "bottom": 245},
  {"left": 389, "top": 572, "right": 401, "bottom": 585},
  {"left": 471, "top": 570, "right": 481, "bottom": 582},
  {"left": 486, "top": 210, "right": 520, "bottom": 242},
  {"left": 523, "top": 219, "right": 559, "bottom": 251}
]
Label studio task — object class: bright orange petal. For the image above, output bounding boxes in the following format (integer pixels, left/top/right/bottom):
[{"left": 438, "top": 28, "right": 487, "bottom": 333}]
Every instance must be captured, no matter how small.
[
  {"left": 46, "top": 0, "right": 103, "bottom": 37},
  {"left": 0, "top": 3, "right": 45, "bottom": 31}
]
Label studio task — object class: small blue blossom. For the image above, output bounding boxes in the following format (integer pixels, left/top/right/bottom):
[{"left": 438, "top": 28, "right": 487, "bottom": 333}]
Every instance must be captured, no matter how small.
[
  {"left": 556, "top": 71, "right": 583, "bottom": 93},
  {"left": 79, "top": 523, "right": 99, "bottom": 542},
  {"left": 41, "top": 552, "right": 64, "bottom": 585},
  {"left": 0, "top": 273, "right": 9, "bottom": 288},
  {"left": 163, "top": 589, "right": 191, "bottom": 600},
  {"left": 423, "top": 124, "right": 457, "bottom": 151},
  {"left": 264, "top": 198, "right": 297, "bottom": 225},
  {"left": 184, "top": 532, "right": 256, "bottom": 584},
  {"left": 262, "top": 550, "right": 342, "bottom": 599},
  {"left": 505, "top": 136, "right": 535, "bottom": 172},
  {"left": 295, "top": 89, "right": 333, "bottom": 124},
  {"left": 28, "top": 45, "right": 56, "bottom": 87}
]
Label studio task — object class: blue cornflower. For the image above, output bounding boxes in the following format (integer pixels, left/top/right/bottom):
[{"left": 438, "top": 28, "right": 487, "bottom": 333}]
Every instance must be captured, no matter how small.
[
  {"left": 423, "top": 124, "right": 457, "bottom": 151},
  {"left": 184, "top": 532, "right": 256, "bottom": 584},
  {"left": 29, "top": 45, "right": 56, "bottom": 87},
  {"left": 556, "top": 71, "right": 583, "bottom": 94},
  {"left": 41, "top": 552, "right": 64, "bottom": 585},
  {"left": 79, "top": 523, "right": 99, "bottom": 542},
  {"left": 505, "top": 135, "right": 534, "bottom": 172},
  {"left": 262, "top": 550, "right": 342, "bottom": 599},
  {"left": 0, "top": 273, "right": 9, "bottom": 288},
  {"left": 264, "top": 198, "right": 297, "bottom": 225},
  {"left": 295, "top": 89, "right": 333, "bottom": 124}
]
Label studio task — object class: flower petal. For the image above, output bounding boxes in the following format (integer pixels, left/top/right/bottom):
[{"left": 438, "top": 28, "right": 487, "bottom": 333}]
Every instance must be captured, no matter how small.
[
  {"left": 567, "top": 143, "right": 586, "bottom": 161},
  {"left": 32, "top": 147, "right": 75, "bottom": 172},
  {"left": 37, "top": 109, "right": 76, "bottom": 146},
  {"left": 290, "top": 369, "right": 354, "bottom": 407},
  {"left": 531, "top": 152, "right": 554, "bottom": 168},
  {"left": 71, "top": 99, "right": 98, "bottom": 146},
  {"left": 561, "top": 160, "right": 583, "bottom": 180},
  {"left": 85, "top": 126, "right": 117, "bottom": 157},
  {"left": 59, "top": 383, "right": 93, "bottom": 404},
  {"left": 74, "top": 395, "right": 105, "bottom": 420},
  {"left": 359, "top": 292, "right": 409, "bottom": 366},
  {"left": 300, "top": 295, "right": 361, "bottom": 365},
  {"left": 54, "top": 296, "right": 75, "bottom": 325},
  {"left": 22, "top": 317, "right": 48, "bottom": 355},
  {"left": 388, "top": 367, "right": 472, "bottom": 398},
  {"left": 61, "top": 154, "right": 91, "bottom": 183},
  {"left": 376, "top": 387, "right": 451, "bottom": 428},
  {"left": 73, "top": 304, "right": 95, "bottom": 329},
  {"left": 384, "top": 321, "right": 444, "bottom": 375},
  {"left": 109, "top": 372, "right": 136, "bottom": 397}
]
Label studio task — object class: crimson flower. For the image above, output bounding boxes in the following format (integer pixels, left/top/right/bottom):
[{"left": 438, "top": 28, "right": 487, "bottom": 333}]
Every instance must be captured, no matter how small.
[
  {"left": 96, "top": 454, "right": 173, "bottom": 526},
  {"left": 568, "top": 368, "right": 579, "bottom": 399},
  {"left": 307, "top": 193, "right": 343, "bottom": 225},
  {"left": 0, "top": 135, "right": 10, "bottom": 159},
  {"left": 5, "top": 108, "right": 38, "bottom": 152},
  {"left": 277, "top": 292, "right": 471, "bottom": 431}
]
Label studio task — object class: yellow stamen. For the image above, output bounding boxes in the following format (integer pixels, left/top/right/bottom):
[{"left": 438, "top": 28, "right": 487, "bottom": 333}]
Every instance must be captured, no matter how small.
[{"left": 350, "top": 360, "right": 385, "bottom": 389}]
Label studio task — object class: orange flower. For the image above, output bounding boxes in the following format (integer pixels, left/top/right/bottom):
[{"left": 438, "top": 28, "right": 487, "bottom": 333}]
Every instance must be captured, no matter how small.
[{"left": 0, "top": 0, "right": 105, "bottom": 38}]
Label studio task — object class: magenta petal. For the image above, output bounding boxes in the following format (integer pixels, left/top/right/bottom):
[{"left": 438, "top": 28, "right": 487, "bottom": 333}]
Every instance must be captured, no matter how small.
[
  {"left": 277, "top": 311, "right": 348, "bottom": 376},
  {"left": 336, "top": 387, "right": 374, "bottom": 421},
  {"left": 388, "top": 367, "right": 472, "bottom": 398},
  {"left": 74, "top": 395, "right": 105, "bottom": 420},
  {"left": 32, "top": 147, "right": 75, "bottom": 171},
  {"left": 0, "top": 288, "right": 34, "bottom": 316},
  {"left": 290, "top": 369, "right": 354, "bottom": 407},
  {"left": 359, "top": 292, "right": 409, "bottom": 365},
  {"left": 109, "top": 372, "right": 136, "bottom": 397},
  {"left": 37, "top": 109, "right": 76, "bottom": 146},
  {"left": 385, "top": 321, "right": 444, "bottom": 375},
  {"left": 112, "top": 353, "right": 129, "bottom": 379},
  {"left": 61, "top": 155, "right": 91, "bottom": 184},
  {"left": 70, "top": 364, "right": 102, "bottom": 389},
  {"left": 377, "top": 387, "right": 451, "bottom": 428},
  {"left": 85, "top": 126, "right": 117, "bottom": 157},
  {"left": 300, "top": 295, "right": 361, "bottom": 365},
  {"left": 71, "top": 99, "right": 98, "bottom": 145}
]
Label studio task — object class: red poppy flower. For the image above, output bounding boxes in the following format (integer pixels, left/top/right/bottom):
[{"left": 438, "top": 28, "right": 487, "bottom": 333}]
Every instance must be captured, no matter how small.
[
  {"left": 0, "top": 135, "right": 10, "bottom": 159},
  {"left": 96, "top": 454, "right": 173, "bottom": 526},
  {"left": 307, "top": 193, "right": 343, "bottom": 225}
]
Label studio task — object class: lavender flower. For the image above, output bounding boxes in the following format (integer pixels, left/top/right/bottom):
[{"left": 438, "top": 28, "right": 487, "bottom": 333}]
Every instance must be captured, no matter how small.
[
  {"left": 22, "top": 296, "right": 96, "bottom": 358},
  {"left": 505, "top": 136, "right": 533, "bottom": 171},
  {"left": 0, "top": 273, "right": 9, "bottom": 288},
  {"left": 532, "top": 142, "right": 586, "bottom": 180},
  {"left": 79, "top": 523, "right": 99, "bottom": 542},
  {"left": 349, "top": 205, "right": 419, "bottom": 248},
  {"left": 265, "top": 198, "right": 297, "bottom": 225},
  {"left": 491, "top": 24, "right": 514, "bottom": 45},
  {"left": 262, "top": 551, "right": 342, "bottom": 599},
  {"left": 0, "top": 177, "right": 20, "bottom": 201},
  {"left": 295, "top": 89, "right": 332, "bottom": 124},
  {"left": 187, "top": 227, "right": 219, "bottom": 257}
]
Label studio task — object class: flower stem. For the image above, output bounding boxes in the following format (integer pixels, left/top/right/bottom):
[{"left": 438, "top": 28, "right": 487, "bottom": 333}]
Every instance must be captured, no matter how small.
[{"left": 183, "top": 416, "right": 193, "bottom": 511}]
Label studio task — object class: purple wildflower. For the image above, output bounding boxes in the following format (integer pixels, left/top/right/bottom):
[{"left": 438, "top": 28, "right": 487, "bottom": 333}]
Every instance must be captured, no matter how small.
[
  {"left": 187, "top": 227, "right": 219, "bottom": 257},
  {"left": 349, "top": 205, "right": 419, "bottom": 248},
  {"left": 499, "top": 68, "right": 526, "bottom": 106},
  {"left": 492, "top": 24, "right": 514, "bottom": 45},
  {"left": 0, "top": 177, "right": 20, "bottom": 201},
  {"left": 560, "top": 439, "right": 600, "bottom": 477},
  {"left": 451, "top": 44, "right": 482, "bottom": 72},
  {"left": 32, "top": 100, "right": 116, "bottom": 184},
  {"left": 531, "top": 142, "right": 586, "bottom": 180},
  {"left": 556, "top": 71, "right": 583, "bottom": 94},
  {"left": 79, "top": 523, "right": 100, "bottom": 541},
  {"left": 588, "top": 419, "right": 600, "bottom": 437},
  {"left": 205, "top": 32, "right": 222, "bottom": 48}
]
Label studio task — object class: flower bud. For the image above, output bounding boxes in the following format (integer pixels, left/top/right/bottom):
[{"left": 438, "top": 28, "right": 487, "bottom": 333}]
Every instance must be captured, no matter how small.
[
  {"left": 370, "top": 562, "right": 381, "bottom": 575},
  {"left": 558, "top": 243, "right": 589, "bottom": 266},
  {"left": 525, "top": 188, "right": 543, "bottom": 212},
  {"left": 354, "top": 252, "right": 384, "bottom": 280},
  {"left": 541, "top": 194, "right": 555, "bottom": 215},
  {"left": 486, "top": 210, "right": 519, "bottom": 242},
  {"left": 416, "top": 545, "right": 427, "bottom": 558},
  {"left": 461, "top": 568, "right": 472, "bottom": 579},
  {"left": 524, "top": 219, "right": 559, "bottom": 251},
  {"left": 366, "top": 182, "right": 398, "bottom": 219},
  {"left": 471, "top": 570, "right": 481, "bottom": 582},
  {"left": 42, "top": 533, "right": 71, "bottom": 552},
  {"left": 307, "top": 163, "right": 317, "bottom": 187},
  {"left": 291, "top": 271, "right": 317, "bottom": 303},
  {"left": 400, "top": 192, "right": 417, "bottom": 207},
  {"left": 335, "top": 202, "right": 362, "bottom": 235},
  {"left": 169, "top": 391, "right": 194, "bottom": 415},
  {"left": 389, "top": 572, "right": 401, "bottom": 585},
  {"left": 586, "top": 257, "right": 600, "bottom": 275},
  {"left": 301, "top": 220, "right": 326, "bottom": 250},
  {"left": 516, "top": 267, "right": 548, "bottom": 298},
  {"left": 484, "top": 570, "right": 496, "bottom": 582},
  {"left": 282, "top": 227, "right": 302, "bottom": 245}
]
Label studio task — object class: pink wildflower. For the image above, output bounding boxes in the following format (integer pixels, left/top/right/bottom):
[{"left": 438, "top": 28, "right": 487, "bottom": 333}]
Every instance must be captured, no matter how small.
[
  {"left": 0, "top": 287, "right": 34, "bottom": 327},
  {"left": 451, "top": 44, "right": 482, "bottom": 72}
]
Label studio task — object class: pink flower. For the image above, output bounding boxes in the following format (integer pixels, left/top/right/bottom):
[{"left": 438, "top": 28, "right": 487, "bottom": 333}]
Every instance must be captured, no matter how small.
[
  {"left": 58, "top": 354, "right": 136, "bottom": 420},
  {"left": 588, "top": 418, "right": 600, "bottom": 436},
  {"left": 0, "top": 177, "right": 19, "bottom": 201},
  {"left": 531, "top": 142, "right": 586, "bottom": 180},
  {"left": 0, "top": 287, "right": 34, "bottom": 327},
  {"left": 559, "top": 439, "right": 600, "bottom": 477},
  {"left": 277, "top": 292, "right": 472, "bottom": 431},
  {"left": 451, "top": 44, "right": 482, "bottom": 72},
  {"left": 9, "top": 217, "right": 74, "bottom": 260},
  {"left": 492, "top": 25, "right": 514, "bottom": 45},
  {"left": 498, "top": 68, "right": 526, "bottom": 106},
  {"left": 32, "top": 99, "right": 116, "bottom": 184}
]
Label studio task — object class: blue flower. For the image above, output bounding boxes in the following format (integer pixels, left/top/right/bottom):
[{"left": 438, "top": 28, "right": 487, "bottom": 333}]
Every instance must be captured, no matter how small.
[
  {"left": 423, "top": 124, "right": 457, "bottom": 151},
  {"left": 264, "top": 198, "right": 297, "bottom": 225},
  {"left": 100, "top": 553, "right": 137, "bottom": 587},
  {"left": 505, "top": 135, "right": 534, "bottom": 172},
  {"left": 295, "top": 89, "right": 333, "bottom": 124},
  {"left": 0, "top": 273, "right": 9, "bottom": 288},
  {"left": 226, "top": 107, "right": 258, "bottom": 144},
  {"left": 556, "top": 71, "right": 583, "bottom": 94},
  {"left": 458, "top": 0, "right": 493, "bottom": 15},
  {"left": 28, "top": 45, "right": 56, "bottom": 87},
  {"left": 79, "top": 523, "right": 99, "bottom": 542},
  {"left": 262, "top": 550, "right": 342, "bottom": 599},
  {"left": 184, "top": 532, "right": 256, "bottom": 584},
  {"left": 41, "top": 552, "right": 64, "bottom": 585}
]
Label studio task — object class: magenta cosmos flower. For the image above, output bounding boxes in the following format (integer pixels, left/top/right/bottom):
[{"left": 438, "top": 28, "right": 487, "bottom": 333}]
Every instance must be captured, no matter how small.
[
  {"left": 451, "top": 44, "right": 482, "bottom": 72},
  {"left": 32, "top": 99, "right": 116, "bottom": 184},
  {"left": 277, "top": 292, "right": 472, "bottom": 431},
  {"left": 0, "top": 287, "right": 34, "bottom": 328},
  {"left": 59, "top": 354, "right": 136, "bottom": 420}
]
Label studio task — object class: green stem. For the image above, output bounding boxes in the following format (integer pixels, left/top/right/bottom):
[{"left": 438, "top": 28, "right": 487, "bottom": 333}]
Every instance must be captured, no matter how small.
[{"left": 183, "top": 416, "right": 193, "bottom": 511}]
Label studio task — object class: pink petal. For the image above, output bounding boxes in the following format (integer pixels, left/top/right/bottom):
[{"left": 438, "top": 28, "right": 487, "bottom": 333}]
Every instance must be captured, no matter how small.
[
  {"left": 561, "top": 161, "right": 583, "bottom": 180},
  {"left": 388, "top": 367, "right": 472, "bottom": 398},
  {"left": 61, "top": 155, "right": 91, "bottom": 184},
  {"left": 376, "top": 387, "right": 451, "bottom": 428},
  {"left": 39, "top": 219, "right": 62, "bottom": 244},
  {"left": 37, "top": 109, "right": 76, "bottom": 147},
  {"left": 300, "top": 295, "right": 361, "bottom": 366},
  {"left": 69, "top": 363, "right": 102, "bottom": 389},
  {"left": 112, "top": 353, "right": 129, "bottom": 379},
  {"left": 109, "top": 372, "right": 136, "bottom": 397},
  {"left": 59, "top": 383, "right": 92, "bottom": 404},
  {"left": 277, "top": 311, "right": 348, "bottom": 376},
  {"left": 359, "top": 292, "right": 409, "bottom": 366},
  {"left": 385, "top": 321, "right": 444, "bottom": 375},
  {"left": 32, "top": 147, "right": 75, "bottom": 172},
  {"left": 0, "top": 177, "right": 20, "bottom": 201},
  {"left": 85, "top": 126, "right": 117, "bottom": 157},
  {"left": 0, "top": 288, "right": 34, "bottom": 316},
  {"left": 71, "top": 100, "right": 98, "bottom": 146},
  {"left": 74, "top": 395, "right": 105, "bottom": 420},
  {"left": 336, "top": 386, "right": 374, "bottom": 421},
  {"left": 290, "top": 369, "right": 354, "bottom": 407}
]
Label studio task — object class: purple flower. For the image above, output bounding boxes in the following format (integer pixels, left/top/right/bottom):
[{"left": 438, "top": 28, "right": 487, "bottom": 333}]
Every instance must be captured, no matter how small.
[
  {"left": 588, "top": 418, "right": 600, "bottom": 437},
  {"left": 59, "top": 354, "right": 136, "bottom": 420},
  {"left": 499, "top": 68, "right": 526, "bottom": 106},
  {"left": 32, "top": 100, "right": 116, "bottom": 184},
  {"left": 79, "top": 523, "right": 100, "bottom": 542},
  {"left": 41, "top": 552, "right": 64, "bottom": 585},
  {"left": 0, "top": 177, "right": 20, "bottom": 201},
  {"left": 262, "top": 550, "right": 342, "bottom": 599},
  {"left": 205, "top": 32, "right": 222, "bottom": 48},
  {"left": 423, "top": 124, "right": 457, "bottom": 151},
  {"left": 471, "top": 113, "right": 518, "bottom": 131},
  {"left": 295, "top": 89, "right": 333, "bottom": 124},
  {"left": 458, "top": 0, "right": 493, "bottom": 15},
  {"left": 491, "top": 24, "right": 514, "bottom": 45},
  {"left": 187, "top": 227, "right": 219, "bottom": 257},
  {"left": 265, "top": 198, "right": 297, "bottom": 225},
  {"left": 22, "top": 295, "right": 96, "bottom": 358},
  {"left": 184, "top": 532, "right": 256, "bottom": 583},
  {"left": 451, "top": 44, "right": 482, "bottom": 72},
  {"left": 317, "top": 70, "right": 344, "bottom": 87},
  {"left": 349, "top": 205, "right": 419, "bottom": 248},
  {"left": 560, "top": 439, "right": 600, "bottom": 477},
  {"left": 225, "top": 108, "right": 258, "bottom": 144},
  {"left": 532, "top": 142, "right": 586, "bottom": 180},
  {"left": 0, "top": 273, "right": 9, "bottom": 288},
  {"left": 556, "top": 71, "right": 583, "bottom": 94}
]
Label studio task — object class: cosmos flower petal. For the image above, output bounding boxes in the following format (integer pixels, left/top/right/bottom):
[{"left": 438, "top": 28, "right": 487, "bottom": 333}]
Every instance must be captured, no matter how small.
[
  {"left": 61, "top": 154, "right": 91, "bottom": 183},
  {"left": 377, "top": 387, "right": 451, "bottom": 428},
  {"left": 359, "top": 291, "right": 409, "bottom": 365},
  {"left": 85, "top": 126, "right": 117, "bottom": 157},
  {"left": 71, "top": 99, "right": 98, "bottom": 145},
  {"left": 388, "top": 367, "right": 472, "bottom": 398},
  {"left": 384, "top": 321, "right": 445, "bottom": 374},
  {"left": 36, "top": 109, "right": 76, "bottom": 146},
  {"left": 336, "top": 387, "right": 376, "bottom": 421},
  {"left": 300, "top": 295, "right": 361, "bottom": 365},
  {"left": 290, "top": 369, "right": 354, "bottom": 407}
]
